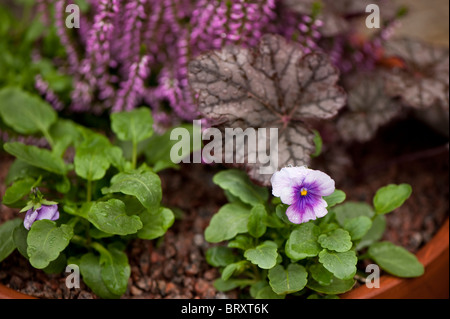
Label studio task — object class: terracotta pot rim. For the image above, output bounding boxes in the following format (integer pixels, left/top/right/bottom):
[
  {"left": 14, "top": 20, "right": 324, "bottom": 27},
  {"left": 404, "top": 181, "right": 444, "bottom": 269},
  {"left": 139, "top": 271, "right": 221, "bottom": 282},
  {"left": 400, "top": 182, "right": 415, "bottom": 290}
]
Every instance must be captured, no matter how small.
[{"left": 0, "top": 218, "right": 448, "bottom": 299}]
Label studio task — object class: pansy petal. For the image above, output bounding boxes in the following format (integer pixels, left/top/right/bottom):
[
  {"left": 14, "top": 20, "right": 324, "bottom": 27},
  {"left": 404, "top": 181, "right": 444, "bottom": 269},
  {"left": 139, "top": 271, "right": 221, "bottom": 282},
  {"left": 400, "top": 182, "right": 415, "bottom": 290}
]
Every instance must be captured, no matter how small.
[
  {"left": 24, "top": 210, "right": 38, "bottom": 230},
  {"left": 313, "top": 198, "right": 329, "bottom": 218},
  {"left": 303, "top": 169, "right": 335, "bottom": 196},
  {"left": 286, "top": 204, "right": 317, "bottom": 224},
  {"left": 271, "top": 169, "right": 292, "bottom": 198},
  {"left": 36, "top": 205, "right": 59, "bottom": 221}
]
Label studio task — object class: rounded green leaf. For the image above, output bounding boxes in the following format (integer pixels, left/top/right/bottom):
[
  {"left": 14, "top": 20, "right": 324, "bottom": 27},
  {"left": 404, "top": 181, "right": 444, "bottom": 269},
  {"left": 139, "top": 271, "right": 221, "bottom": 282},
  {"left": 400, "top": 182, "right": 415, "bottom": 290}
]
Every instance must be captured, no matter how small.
[
  {"left": 344, "top": 216, "right": 373, "bottom": 241},
  {"left": 27, "top": 220, "right": 74, "bottom": 269},
  {"left": 307, "top": 277, "right": 355, "bottom": 295},
  {"left": 368, "top": 242, "right": 424, "bottom": 278},
  {"left": 318, "top": 249, "right": 357, "bottom": 280},
  {"left": 268, "top": 264, "right": 308, "bottom": 295},
  {"left": 333, "top": 202, "right": 375, "bottom": 227},
  {"left": 206, "top": 246, "right": 238, "bottom": 267},
  {"left": 0, "top": 87, "right": 57, "bottom": 135},
  {"left": 88, "top": 199, "right": 143, "bottom": 236},
  {"left": 74, "top": 134, "right": 113, "bottom": 181},
  {"left": 309, "top": 263, "right": 334, "bottom": 286},
  {"left": 0, "top": 219, "right": 23, "bottom": 262},
  {"left": 324, "top": 189, "right": 346, "bottom": 208},
  {"left": 318, "top": 228, "right": 353, "bottom": 252},
  {"left": 97, "top": 244, "right": 131, "bottom": 297},
  {"left": 373, "top": 184, "right": 412, "bottom": 215},
  {"left": 102, "top": 166, "right": 162, "bottom": 211},
  {"left": 356, "top": 215, "right": 386, "bottom": 250},
  {"left": 205, "top": 203, "right": 251, "bottom": 243},
  {"left": 244, "top": 241, "right": 278, "bottom": 269},
  {"left": 79, "top": 253, "right": 121, "bottom": 299},
  {"left": 247, "top": 204, "right": 267, "bottom": 238},
  {"left": 137, "top": 207, "right": 174, "bottom": 240},
  {"left": 111, "top": 107, "right": 154, "bottom": 143},
  {"left": 212, "top": 170, "right": 269, "bottom": 206},
  {"left": 2, "top": 177, "right": 35, "bottom": 206},
  {"left": 285, "top": 222, "right": 322, "bottom": 261}
]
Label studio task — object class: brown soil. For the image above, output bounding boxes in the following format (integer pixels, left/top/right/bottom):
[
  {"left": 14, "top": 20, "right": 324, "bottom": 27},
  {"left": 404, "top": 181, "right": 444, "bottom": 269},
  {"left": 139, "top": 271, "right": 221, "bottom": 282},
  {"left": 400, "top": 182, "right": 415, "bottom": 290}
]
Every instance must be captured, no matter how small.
[{"left": 0, "top": 117, "right": 448, "bottom": 299}]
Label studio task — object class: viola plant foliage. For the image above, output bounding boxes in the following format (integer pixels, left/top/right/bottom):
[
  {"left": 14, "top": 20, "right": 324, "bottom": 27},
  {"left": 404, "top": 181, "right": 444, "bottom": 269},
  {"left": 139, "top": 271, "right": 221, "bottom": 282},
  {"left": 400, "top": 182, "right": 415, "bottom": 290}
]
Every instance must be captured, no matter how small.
[
  {"left": 205, "top": 168, "right": 424, "bottom": 299},
  {"left": 0, "top": 88, "right": 188, "bottom": 299}
]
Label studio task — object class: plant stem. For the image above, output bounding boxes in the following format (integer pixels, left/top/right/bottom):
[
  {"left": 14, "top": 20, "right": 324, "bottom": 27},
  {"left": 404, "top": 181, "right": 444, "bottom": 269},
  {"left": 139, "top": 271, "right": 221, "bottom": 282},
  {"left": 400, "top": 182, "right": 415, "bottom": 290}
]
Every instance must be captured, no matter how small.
[
  {"left": 42, "top": 128, "right": 55, "bottom": 149},
  {"left": 132, "top": 140, "right": 138, "bottom": 169},
  {"left": 86, "top": 179, "right": 92, "bottom": 203}
]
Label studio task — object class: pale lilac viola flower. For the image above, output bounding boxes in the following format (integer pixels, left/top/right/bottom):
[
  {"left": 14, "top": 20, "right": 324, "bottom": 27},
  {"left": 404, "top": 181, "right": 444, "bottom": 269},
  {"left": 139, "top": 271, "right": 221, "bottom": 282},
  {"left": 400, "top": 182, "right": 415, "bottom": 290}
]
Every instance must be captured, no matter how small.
[
  {"left": 24, "top": 205, "right": 60, "bottom": 230},
  {"left": 271, "top": 166, "right": 335, "bottom": 224}
]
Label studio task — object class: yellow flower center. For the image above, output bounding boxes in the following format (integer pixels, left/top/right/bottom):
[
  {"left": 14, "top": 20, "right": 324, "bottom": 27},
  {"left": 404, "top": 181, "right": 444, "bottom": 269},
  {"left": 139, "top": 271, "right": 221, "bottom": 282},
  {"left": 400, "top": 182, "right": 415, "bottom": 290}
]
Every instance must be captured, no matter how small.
[{"left": 300, "top": 188, "right": 308, "bottom": 196}]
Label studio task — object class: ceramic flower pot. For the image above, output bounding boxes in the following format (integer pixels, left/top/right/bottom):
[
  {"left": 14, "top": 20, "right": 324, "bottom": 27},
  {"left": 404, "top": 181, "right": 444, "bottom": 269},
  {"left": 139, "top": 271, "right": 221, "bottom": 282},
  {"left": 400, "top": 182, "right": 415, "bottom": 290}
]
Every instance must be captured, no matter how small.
[
  {"left": 0, "top": 218, "right": 448, "bottom": 300},
  {"left": 342, "top": 218, "right": 449, "bottom": 299}
]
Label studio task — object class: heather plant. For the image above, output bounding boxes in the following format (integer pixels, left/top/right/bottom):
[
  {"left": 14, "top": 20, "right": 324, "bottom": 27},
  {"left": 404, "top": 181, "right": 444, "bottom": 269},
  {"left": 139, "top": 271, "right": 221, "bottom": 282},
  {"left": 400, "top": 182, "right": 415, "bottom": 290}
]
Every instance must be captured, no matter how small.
[
  {"left": 205, "top": 168, "right": 424, "bottom": 299},
  {"left": 0, "top": 87, "right": 199, "bottom": 298}
]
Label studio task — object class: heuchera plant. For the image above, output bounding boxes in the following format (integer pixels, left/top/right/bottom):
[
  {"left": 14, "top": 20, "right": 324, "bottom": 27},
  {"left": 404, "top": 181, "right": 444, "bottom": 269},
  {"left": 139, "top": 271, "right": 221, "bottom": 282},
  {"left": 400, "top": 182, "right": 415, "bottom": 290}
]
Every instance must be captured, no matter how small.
[
  {"left": 204, "top": 168, "right": 424, "bottom": 299},
  {"left": 0, "top": 87, "right": 188, "bottom": 299}
]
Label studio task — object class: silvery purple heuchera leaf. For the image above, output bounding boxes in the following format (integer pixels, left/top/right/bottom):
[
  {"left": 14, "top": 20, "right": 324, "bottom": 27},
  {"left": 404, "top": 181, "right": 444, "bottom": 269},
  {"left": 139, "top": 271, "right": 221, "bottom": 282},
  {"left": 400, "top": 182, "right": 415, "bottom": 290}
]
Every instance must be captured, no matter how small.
[
  {"left": 383, "top": 38, "right": 450, "bottom": 110},
  {"left": 188, "top": 34, "right": 346, "bottom": 185},
  {"left": 337, "top": 72, "right": 402, "bottom": 143}
]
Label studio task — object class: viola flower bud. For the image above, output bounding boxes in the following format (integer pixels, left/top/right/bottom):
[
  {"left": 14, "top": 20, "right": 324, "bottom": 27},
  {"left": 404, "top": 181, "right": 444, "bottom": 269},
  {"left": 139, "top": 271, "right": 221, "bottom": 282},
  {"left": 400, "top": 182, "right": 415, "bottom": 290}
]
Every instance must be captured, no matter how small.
[
  {"left": 23, "top": 205, "right": 60, "bottom": 230},
  {"left": 271, "top": 166, "right": 335, "bottom": 224}
]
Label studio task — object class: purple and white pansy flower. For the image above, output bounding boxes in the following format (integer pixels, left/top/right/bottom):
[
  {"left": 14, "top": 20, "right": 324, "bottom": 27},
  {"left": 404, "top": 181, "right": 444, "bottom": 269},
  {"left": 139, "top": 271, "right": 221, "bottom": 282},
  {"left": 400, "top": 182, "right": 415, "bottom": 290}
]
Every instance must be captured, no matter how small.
[
  {"left": 271, "top": 166, "right": 335, "bottom": 224},
  {"left": 24, "top": 204, "right": 60, "bottom": 230}
]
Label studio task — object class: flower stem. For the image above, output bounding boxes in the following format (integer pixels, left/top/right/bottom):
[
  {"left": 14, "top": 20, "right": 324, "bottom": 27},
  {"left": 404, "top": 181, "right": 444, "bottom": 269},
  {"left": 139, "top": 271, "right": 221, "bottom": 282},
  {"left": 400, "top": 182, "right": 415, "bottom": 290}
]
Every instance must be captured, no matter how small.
[{"left": 42, "top": 128, "right": 55, "bottom": 149}]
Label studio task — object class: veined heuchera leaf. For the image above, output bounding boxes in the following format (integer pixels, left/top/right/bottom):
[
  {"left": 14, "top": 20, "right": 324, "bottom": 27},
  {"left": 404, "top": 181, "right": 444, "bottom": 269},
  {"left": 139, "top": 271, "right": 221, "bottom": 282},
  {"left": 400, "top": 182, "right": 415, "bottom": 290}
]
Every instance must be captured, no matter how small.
[
  {"left": 337, "top": 72, "right": 402, "bottom": 143},
  {"left": 383, "top": 38, "right": 450, "bottom": 110},
  {"left": 189, "top": 34, "right": 346, "bottom": 185}
]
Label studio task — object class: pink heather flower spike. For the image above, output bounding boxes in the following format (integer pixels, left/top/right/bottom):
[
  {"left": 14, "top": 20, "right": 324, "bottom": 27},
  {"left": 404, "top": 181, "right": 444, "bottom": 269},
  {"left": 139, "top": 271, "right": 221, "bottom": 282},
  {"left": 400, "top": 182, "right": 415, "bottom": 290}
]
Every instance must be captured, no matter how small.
[
  {"left": 271, "top": 166, "right": 335, "bottom": 224},
  {"left": 24, "top": 205, "right": 60, "bottom": 230}
]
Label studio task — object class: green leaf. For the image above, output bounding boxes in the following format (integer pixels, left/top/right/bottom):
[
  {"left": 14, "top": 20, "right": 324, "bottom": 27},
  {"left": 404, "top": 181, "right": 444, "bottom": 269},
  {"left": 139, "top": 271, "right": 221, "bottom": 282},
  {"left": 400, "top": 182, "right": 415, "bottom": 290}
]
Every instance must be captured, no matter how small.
[
  {"left": 228, "top": 234, "right": 254, "bottom": 251},
  {"left": 373, "top": 184, "right": 412, "bottom": 215},
  {"left": 307, "top": 277, "right": 355, "bottom": 295},
  {"left": 144, "top": 124, "right": 201, "bottom": 170},
  {"left": 12, "top": 223, "right": 29, "bottom": 259},
  {"left": 221, "top": 261, "right": 248, "bottom": 281},
  {"left": 356, "top": 215, "right": 386, "bottom": 250},
  {"left": 0, "top": 219, "right": 23, "bottom": 262},
  {"left": 213, "top": 278, "right": 253, "bottom": 292},
  {"left": 43, "top": 253, "right": 67, "bottom": 274},
  {"left": 0, "top": 87, "right": 56, "bottom": 135},
  {"left": 74, "top": 134, "right": 113, "bottom": 181},
  {"left": 333, "top": 202, "right": 375, "bottom": 227},
  {"left": 247, "top": 204, "right": 267, "bottom": 238},
  {"left": 344, "top": 216, "right": 373, "bottom": 241},
  {"left": 324, "top": 190, "right": 346, "bottom": 208},
  {"left": 88, "top": 199, "right": 143, "bottom": 236},
  {"left": 27, "top": 220, "right": 74, "bottom": 269},
  {"left": 206, "top": 246, "right": 238, "bottom": 267},
  {"left": 102, "top": 166, "right": 162, "bottom": 211},
  {"left": 79, "top": 253, "right": 121, "bottom": 299},
  {"left": 111, "top": 107, "right": 154, "bottom": 143},
  {"left": 2, "top": 177, "right": 35, "bottom": 205},
  {"left": 285, "top": 222, "right": 322, "bottom": 261},
  {"left": 205, "top": 203, "right": 252, "bottom": 243},
  {"left": 212, "top": 170, "right": 268, "bottom": 206},
  {"left": 368, "top": 242, "right": 424, "bottom": 278},
  {"left": 5, "top": 159, "right": 45, "bottom": 185},
  {"left": 309, "top": 263, "right": 334, "bottom": 286},
  {"left": 252, "top": 282, "right": 285, "bottom": 299},
  {"left": 268, "top": 264, "right": 308, "bottom": 295},
  {"left": 318, "top": 229, "right": 353, "bottom": 252},
  {"left": 4, "top": 142, "right": 67, "bottom": 175},
  {"left": 137, "top": 207, "right": 174, "bottom": 240},
  {"left": 318, "top": 250, "right": 357, "bottom": 280},
  {"left": 244, "top": 241, "right": 278, "bottom": 269},
  {"left": 98, "top": 244, "right": 131, "bottom": 296}
]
